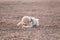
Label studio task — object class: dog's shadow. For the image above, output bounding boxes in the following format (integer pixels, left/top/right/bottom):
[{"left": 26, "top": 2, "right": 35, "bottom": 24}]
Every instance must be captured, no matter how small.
[{"left": 32, "top": 25, "right": 37, "bottom": 28}]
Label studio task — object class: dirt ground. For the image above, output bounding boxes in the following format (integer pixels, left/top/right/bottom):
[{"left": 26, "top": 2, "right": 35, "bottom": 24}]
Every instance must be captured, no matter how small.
[{"left": 0, "top": 0, "right": 60, "bottom": 40}]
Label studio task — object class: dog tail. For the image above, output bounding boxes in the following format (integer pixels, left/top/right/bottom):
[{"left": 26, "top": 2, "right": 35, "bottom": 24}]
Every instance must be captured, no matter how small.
[{"left": 36, "top": 19, "right": 39, "bottom": 26}]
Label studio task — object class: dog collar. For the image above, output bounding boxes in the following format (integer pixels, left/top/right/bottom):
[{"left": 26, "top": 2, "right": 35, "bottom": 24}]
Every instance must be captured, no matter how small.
[{"left": 30, "top": 18, "right": 34, "bottom": 24}]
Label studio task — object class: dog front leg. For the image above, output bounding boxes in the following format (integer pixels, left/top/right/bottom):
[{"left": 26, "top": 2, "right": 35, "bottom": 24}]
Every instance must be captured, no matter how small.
[{"left": 17, "top": 22, "right": 22, "bottom": 26}]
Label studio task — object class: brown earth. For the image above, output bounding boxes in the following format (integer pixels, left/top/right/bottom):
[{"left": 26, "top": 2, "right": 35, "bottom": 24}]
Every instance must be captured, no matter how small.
[{"left": 0, "top": 0, "right": 60, "bottom": 40}]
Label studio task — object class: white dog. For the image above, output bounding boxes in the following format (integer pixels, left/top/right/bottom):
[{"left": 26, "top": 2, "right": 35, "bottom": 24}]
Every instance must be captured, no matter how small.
[{"left": 17, "top": 16, "right": 39, "bottom": 28}]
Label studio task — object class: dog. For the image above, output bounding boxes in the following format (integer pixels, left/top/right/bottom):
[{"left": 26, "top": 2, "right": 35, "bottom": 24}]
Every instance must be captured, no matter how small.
[{"left": 17, "top": 16, "right": 39, "bottom": 28}]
